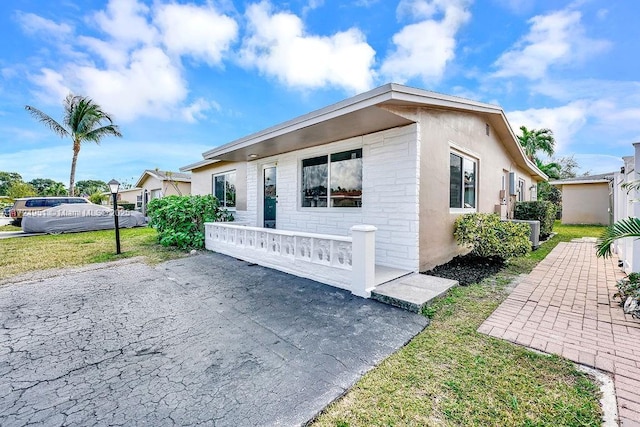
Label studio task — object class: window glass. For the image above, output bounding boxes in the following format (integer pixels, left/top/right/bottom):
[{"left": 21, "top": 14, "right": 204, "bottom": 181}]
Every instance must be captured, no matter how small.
[
  {"left": 25, "top": 199, "right": 44, "bottom": 207},
  {"left": 449, "top": 154, "right": 462, "bottom": 208},
  {"left": 517, "top": 179, "right": 525, "bottom": 202},
  {"left": 225, "top": 171, "right": 236, "bottom": 208},
  {"left": 463, "top": 158, "right": 476, "bottom": 208},
  {"left": 330, "top": 149, "right": 362, "bottom": 207},
  {"left": 450, "top": 152, "right": 477, "bottom": 209},
  {"left": 213, "top": 171, "right": 236, "bottom": 208},
  {"left": 302, "top": 155, "right": 328, "bottom": 207}
]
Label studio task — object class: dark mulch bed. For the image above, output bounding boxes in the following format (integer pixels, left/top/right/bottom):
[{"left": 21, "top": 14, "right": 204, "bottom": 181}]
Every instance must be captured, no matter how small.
[{"left": 422, "top": 254, "right": 505, "bottom": 286}]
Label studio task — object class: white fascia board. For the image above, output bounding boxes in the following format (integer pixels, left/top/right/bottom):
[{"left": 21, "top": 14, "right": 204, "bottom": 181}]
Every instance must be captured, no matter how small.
[{"left": 201, "top": 84, "right": 505, "bottom": 160}]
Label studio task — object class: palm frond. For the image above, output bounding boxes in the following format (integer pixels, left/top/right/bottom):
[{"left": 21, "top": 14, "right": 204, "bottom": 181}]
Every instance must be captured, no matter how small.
[
  {"left": 596, "top": 217, "right": 640, "bottom": 258},
  {"left": 24, "top": 105, "right": 68, "bottom": 137},
  {"left": 83, "top": 124, "right": 123, "bottom": 143}
]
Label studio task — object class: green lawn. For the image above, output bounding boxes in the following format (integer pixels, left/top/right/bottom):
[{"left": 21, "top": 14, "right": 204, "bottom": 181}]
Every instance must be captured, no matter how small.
[
  {"left": 0, "top": 224, "right": 21, "bottom": 232},
  {"left": 0, "top": 227, "right": 185, "bottom": 281},
  {"left": 311, "top": 222, "right": 607, "bottom": 427}
]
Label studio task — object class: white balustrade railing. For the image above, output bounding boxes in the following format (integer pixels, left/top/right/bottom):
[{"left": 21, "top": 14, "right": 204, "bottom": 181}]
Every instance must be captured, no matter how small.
[{"left": 204, "top": 222, "right": 377, "bottom": 297}]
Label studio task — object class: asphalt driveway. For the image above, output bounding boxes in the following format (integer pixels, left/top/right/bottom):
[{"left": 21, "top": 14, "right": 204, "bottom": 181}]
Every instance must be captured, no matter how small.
[{"left": 0, "top": 252, "right": 428, "bottom": 426}]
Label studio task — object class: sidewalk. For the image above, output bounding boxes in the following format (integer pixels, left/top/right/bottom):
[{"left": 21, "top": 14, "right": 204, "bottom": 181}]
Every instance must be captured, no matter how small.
[{"left": 479, "top": 240, "right": 640, "bottom": 427}]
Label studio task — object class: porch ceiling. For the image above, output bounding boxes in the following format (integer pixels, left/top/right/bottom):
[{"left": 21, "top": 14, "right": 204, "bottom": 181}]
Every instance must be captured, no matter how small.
[{"left": 203, "top": 106, "right": 415, "bottom": 162}]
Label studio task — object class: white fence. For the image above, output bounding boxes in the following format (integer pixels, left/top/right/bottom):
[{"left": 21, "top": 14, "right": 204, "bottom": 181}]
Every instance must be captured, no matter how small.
[
  {"left": 204, "top": 222, "right": 377, "bottom": 297},
  {"left": 612, "top": 144, "right": 640, "bottom": 273}
]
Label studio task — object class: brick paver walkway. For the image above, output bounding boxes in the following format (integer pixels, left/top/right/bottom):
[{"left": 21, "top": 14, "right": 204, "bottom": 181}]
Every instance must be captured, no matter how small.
[{"left": 479, "top": 240, "right": 640, "bottom": 426}]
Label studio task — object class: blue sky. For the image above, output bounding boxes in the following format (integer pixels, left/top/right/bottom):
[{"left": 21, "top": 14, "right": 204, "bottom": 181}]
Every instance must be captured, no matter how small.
[{"left": 0, "top": 0, "right": 638, "bottom": 186}]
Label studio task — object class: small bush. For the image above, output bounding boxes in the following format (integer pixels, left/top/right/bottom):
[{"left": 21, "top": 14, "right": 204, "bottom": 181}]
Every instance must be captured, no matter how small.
[
  {"left": 515, "top": 201, "right": 556, "bottom": 238},
  {"left": 117, "top": 202, "right": 135, "bottom": 211},
  {"left": 147, "top": 195, "right": 233, "bottom": 249},
  {"left": 454, "top": 213, "right": 531, "bottom": 260},
  {"left": 613, "top": 273, "right": 640, "bottom": 319}
]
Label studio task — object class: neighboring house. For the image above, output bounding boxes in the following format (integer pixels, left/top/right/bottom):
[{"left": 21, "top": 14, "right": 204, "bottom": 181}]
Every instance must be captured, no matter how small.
[
  {"left": 182, "top": 83, "right": 546, "bottom": 276},
  {"left": 101, "top": 187, "right": 143, "bottom": 209},
  {"left": 135, "top": 170, "right": 191, "bottom": 215},
  {"left": 549, "top": 173, "right": 614, "bottom": 225}
]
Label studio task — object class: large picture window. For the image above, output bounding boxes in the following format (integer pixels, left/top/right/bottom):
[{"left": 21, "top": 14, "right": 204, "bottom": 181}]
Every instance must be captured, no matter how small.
[
  {"left": 213, "top": 171, "right": 236, "bottom": 208},
  {"left": 449, "top": 152, "right": 476, "bottom": 209},
  {"left": 302, "top": 148, "right": 362, "bottom": 208}
]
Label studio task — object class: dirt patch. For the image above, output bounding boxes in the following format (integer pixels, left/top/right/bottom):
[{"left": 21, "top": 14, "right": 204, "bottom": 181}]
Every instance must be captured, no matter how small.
[{"left": 422, "top": 254, "right": 504, "bottom": 286}]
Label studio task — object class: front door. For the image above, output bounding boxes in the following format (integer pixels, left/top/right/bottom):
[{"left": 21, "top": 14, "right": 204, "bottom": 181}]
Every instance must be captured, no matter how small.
[{"left": 263, "top": 166, "right": 277, "bottom": 228}]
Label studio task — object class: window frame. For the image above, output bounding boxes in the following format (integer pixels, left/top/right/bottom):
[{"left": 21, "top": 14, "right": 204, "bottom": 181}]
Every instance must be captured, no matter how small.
[
  {"left": 449, "top": 150, "right": 478, "bottom": 214},
  {"left": 300, "top": 147, "right": 363, "bottom": 210},
  {"left": 517, "top": 178, "right": 525, "bottom": 202},
  {"left": 212, "top": 170, "right": 237, "bottom": 210}
]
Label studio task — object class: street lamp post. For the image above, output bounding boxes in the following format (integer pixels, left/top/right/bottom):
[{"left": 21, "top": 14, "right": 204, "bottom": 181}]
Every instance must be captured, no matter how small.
[{"left": 108, "top": 179, "right": 121, "bottom": 255}]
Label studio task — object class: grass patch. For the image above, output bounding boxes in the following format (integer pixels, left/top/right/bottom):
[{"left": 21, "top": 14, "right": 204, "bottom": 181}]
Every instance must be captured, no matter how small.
[
  {"left": 0, "top": 227, "right": 185, "bottom": 281},
  {"left": 311, "top": 222, "right": 605, "bottom": 427},
  {"left": 0, "top": 224, "right": 21, "bottom": 232}
]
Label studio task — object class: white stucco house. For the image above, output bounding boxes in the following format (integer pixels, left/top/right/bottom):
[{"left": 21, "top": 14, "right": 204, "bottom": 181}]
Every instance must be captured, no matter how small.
[
  {"left": 135, "top": 170, "right": 191, "bottom": 215},
  {"left": 181, "top": 83, "right": 546, "bottom": 296}
]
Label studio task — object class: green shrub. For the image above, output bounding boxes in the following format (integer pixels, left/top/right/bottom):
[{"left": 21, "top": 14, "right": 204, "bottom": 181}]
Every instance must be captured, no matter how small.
[
  {"left": 147, "top": 195, "right": 233, "bottom": 249},
  {"left": 117, "top": 202, "right": 135, "bottom": 211},
  {"left": 454, "top": 213, "right": 531, "bottom": 260},
  {"left": 514, "top": 201, "right": 556, "bottom": 238}
]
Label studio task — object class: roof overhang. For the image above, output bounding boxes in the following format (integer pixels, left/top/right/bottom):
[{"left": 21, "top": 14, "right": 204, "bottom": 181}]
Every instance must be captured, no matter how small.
[
  {"left": 549, "top": 179, "right": 611, "bottom": 185},
  {"left": 192, "top": 83, "right": 547, "bottom": 180}
]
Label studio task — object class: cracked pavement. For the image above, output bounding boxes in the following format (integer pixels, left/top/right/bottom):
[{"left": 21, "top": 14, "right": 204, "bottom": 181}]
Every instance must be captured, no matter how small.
[{"left": 0, "top": 252, "right": 428, "bottom": 426}]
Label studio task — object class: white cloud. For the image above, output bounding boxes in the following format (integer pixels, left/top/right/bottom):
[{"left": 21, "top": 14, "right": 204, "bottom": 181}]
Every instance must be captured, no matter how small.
[
  {"left": 92, "top": 0, "right": 157, "bottom": 47},
  {"left": 74, "top": 47, "right": 187, "bottom": 121},
  {"left": 380, "top": 0, "right": 471, "bottom": 84},
  {"left": 182, "top": 98, "right": 219, "bottom": 123},
  {"left": 30, "top": 68, "right": 71, "bottom": 103},
  {"left": 154, "top": 3, "right": 238, "bottom": 65},
  {"left": 25, "top": 0, "right": 241, "bottom": 123},
  {"left": 506, "top": 101, "right": 589, "bottom": 153},
  {"left": 15, "top": 11, "right": 73, "bottom": 38},
  {"left": 493, "top": 9, "right": 610, "bottom": 80},
  {"left": 239, "top": 1, "right": 376, "bottom": 93}
]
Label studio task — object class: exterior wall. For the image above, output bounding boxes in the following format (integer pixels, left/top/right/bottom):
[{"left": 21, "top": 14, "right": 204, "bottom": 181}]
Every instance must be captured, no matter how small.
[
  {"left": 190, "top": 161, "right": 248, "bottom": 213},
  {"left": 140, "top": 175, "right": 163, "bottom": 198},
  {"left": 561, "top": 183, "right": 610, "bottom": 225},
  {"left": 244, "top": 124, "right": 420, "bottom": 271},
  {"left": 117, "top": 188, "right": 142, "bottom": 204},
  {"left": 162, "top": 181, "right": 191, "bottom": 196},
  {"left": 412, "top": 107, "right": 538, "bottom": 271}
]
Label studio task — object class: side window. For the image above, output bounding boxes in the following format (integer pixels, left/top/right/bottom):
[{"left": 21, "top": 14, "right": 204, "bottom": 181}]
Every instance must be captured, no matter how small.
[
  {"left": 25, "top": 199, "right": 44, "bottom": 207},
  {"left": 213, "top": 171, "right": 236, "bottom": 208},
  {"left": 517, "top": 179, "right": 525, "bottom": 201},
  {"left": 449, "top": 152, "right": 477, "bottom": 210}
]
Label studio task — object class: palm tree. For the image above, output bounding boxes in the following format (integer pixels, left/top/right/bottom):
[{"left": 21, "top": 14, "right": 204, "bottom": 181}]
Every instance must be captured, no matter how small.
[
  {"left": 596, "top": 217, "right": 640, "bottom": 258},
  {"left": 25, "top": 94, "right": 122, "bottom": 196},
  {"left": 534, "top": 158, "right": 561, "bottom": 180},
  {"left": 518, "top": 126, "right": 556, "bottom": 161}
]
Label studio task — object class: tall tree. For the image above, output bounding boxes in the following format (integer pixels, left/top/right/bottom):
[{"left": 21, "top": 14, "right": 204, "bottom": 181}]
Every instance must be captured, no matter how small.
[
  {"left": 75, "top": 179, "right": 108, "bottom": 196},
  {"left": 518, "top": 126, "right": 556, "bottom": 161},
  {"left": 534, "top": 158, "right": 561, "bottom": 180},
  {"left": 7, "top": 182, "right": 36, "bottom": 199},
  {"left": 29, "top": 178, "right": 68, "bottom": 196},
  {"left": 0, "top": 172, "right": 23, "bottom": 196},
  {"left": 25, "top": 94, "right": 122, "bottom": 196}
]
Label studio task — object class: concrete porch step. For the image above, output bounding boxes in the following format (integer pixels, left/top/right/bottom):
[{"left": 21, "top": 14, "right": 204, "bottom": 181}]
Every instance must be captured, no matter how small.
[{"left": 371, "top": 273, "right": 458, "bottom": 313}]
